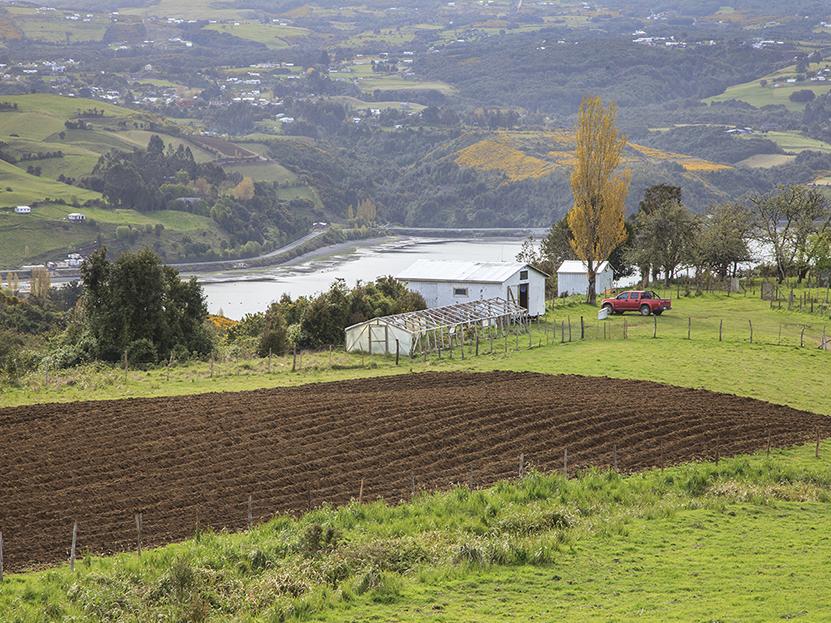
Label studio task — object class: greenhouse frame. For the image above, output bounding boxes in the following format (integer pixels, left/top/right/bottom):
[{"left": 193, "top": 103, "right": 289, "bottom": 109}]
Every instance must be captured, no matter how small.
[{"left": 344, "top": 297, "right": 529, "bottom": 357}]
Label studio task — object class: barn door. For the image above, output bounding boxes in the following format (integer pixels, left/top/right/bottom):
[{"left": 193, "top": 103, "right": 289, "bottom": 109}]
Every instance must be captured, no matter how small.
[{"left": 519, "top": 283, "right": 529, "bottom": 310}]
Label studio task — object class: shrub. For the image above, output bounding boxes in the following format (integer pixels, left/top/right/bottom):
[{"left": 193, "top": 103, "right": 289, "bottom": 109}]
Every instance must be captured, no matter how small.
[
  {"left": 790, "top": 89, "right": 816, "bottom": 103},
  {"left": 127, "top": 338, "right": 157, "bottom": 366}
]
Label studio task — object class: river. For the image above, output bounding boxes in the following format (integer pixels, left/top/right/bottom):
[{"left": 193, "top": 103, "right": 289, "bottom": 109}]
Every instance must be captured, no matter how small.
[{"left": 198, "top": 236, "right": 530, "bottom": 319}]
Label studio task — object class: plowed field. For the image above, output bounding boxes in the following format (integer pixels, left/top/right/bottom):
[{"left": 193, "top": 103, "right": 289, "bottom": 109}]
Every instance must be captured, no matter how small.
[{"left": 1, "top": 372, "right": 828, "bottom": 571}]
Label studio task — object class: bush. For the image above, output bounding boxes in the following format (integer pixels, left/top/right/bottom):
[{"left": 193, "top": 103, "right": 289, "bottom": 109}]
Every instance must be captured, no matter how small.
[
  {"left": 127, "top": 338, "right": 157, "bottom": 366},
  {"left": 259, "top": 308, "right": 289, "bottom": 357},
  {"left": 790, "top": 89, "right": 816, "bottom": 103}
]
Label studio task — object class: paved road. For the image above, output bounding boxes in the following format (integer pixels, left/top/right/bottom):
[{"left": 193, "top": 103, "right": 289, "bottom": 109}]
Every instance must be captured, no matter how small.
[{"left": 169, "top": 230, "right": 326, "bottom": 272}]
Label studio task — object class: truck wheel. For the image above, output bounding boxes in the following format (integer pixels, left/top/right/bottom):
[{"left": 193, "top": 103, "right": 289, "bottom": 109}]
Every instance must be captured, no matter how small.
[
  {"left": 602, "top": 303, "right": 613, "bottom": 313},
  {"left": 640, "top": 304, "right": 651, "bottom": 316}
]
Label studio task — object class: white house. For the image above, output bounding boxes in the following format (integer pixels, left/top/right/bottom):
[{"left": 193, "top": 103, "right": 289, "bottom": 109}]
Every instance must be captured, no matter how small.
[
  {"left": 397, "top": 260, "right": 547, "bottom": 317},
  {"left": 67, "top": 212, "right": 86, "bottom": 222},
  {"left": 557, "top": 260, "right": 614, "bottom": 297},
  {"left": 15, "top": 205, "right": 31, "bottom": 214}
]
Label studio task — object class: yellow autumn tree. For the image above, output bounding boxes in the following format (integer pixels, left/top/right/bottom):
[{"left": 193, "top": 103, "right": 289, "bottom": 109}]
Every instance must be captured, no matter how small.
[
  {"left": 30, "top": 266, "right": 51, "bottom": 299},
  {"left": 567, "top": 96, "right": 630, "bottom": 304},
  {"left": 356, "top": 197, "right": 377, "bottom": 223},
  {"left": 231, "top": 176, "right": 255, "bottom": 201}
]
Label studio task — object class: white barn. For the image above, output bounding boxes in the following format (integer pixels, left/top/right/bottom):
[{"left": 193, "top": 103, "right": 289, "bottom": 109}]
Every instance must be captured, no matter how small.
[
  {"left": 15, "top": 205, "right": 31, "bottom": 214},
  {"left": 557, "top": 260, "right": 614, "bottom": 297},
  {"left": 397, "top": 260, "right": 547, "bottom": 317}
]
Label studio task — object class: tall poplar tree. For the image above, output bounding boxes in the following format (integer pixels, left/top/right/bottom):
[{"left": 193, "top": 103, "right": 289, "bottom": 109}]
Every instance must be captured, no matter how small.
[{"left": 567, "top": 97, "right": 630, "bottom": 304}]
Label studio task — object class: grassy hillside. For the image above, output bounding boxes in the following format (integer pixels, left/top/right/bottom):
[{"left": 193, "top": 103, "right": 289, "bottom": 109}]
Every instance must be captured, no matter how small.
[
  {"left": 453, "top": 132, "right": 733, "bottom": 184},
  {"left": 0, "top": 159, "right": 99, "bottom": 208},
  {"left": 0, "top": 203, "right": 226, "bottom": 267},
  {"left": 0, "top": 95, "right": 244, "bottom": 267},
  {"left": 705, "top": 63, "right": 831, "bottom": 111},
  {"left": 203, "top": 21, "right": 311, "bottom": 49}
]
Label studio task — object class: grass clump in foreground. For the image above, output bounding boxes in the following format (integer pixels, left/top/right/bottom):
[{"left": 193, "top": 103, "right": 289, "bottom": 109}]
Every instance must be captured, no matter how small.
[{"left": 3, "top": 443, "right": 831, "bottom": 621}]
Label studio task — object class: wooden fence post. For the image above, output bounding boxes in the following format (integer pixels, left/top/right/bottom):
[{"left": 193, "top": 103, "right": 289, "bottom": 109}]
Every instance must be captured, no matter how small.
[
  {"left": 475, "top": 332, "right": 480, "bottom": 356},
  {"left": 748, "top": 319, "right": 753, "bottom": 344},
  {"left": 395, "top": 339, "right": 400, "bottom": 366},
  {"left": 292, "top": 345, "right": 297, "bottom": 372},
  {"left": 800, "top": 326, "right": 805, "bottom": 348},
  {"left": 687, "top": 317, "right": 691, "bottom": 340},
  {"left": 358, "top": 479, "right": 364, "bottom": 504},
  {"left": 561, "top": 321, "right": 565, "bottom": 343},
  {"left": 653, "top": 315, "right": 657, "bottom": 339},
  {"left": 70, "top": 520, "right": 78, "bottom": 572},
  {"left": 568, "top": 317, "right": 572, "bottom": 342},
  {"left": 719, "top": 319, "right": 723, "bottom": 342},
  {"left": 135, "top": 512, "right": 143, "bottom": 557},
  {"left": 580, "top": 316, "right": 585, "bottom": 340},
  {"left": 623, "top": 318, "right": 628, "bottom": 340}
]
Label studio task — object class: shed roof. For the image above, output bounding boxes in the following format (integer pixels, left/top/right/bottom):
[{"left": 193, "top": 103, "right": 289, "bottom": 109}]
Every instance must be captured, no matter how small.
[
  {"left": 397, "top": 260, "right": 545, "bottom": 284},
  {"left": 557, "top": 260, "right": 611, "bottom": 274}
]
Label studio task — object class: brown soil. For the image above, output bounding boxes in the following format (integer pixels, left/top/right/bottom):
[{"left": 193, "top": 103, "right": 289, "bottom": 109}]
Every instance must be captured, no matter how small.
[{"left": 1, "top": 372, "right": 827, "bottom": 571}]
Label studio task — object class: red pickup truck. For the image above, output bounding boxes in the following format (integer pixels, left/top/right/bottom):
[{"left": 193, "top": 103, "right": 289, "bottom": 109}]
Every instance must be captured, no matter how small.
[{"left": 601, "top": 290, "right": 672, "bottom": 316}]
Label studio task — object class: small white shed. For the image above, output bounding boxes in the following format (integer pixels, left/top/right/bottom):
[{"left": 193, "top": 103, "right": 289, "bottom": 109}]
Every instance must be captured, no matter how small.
[
  {"left": 397, "top": 260, "right": 547, "bottom": 317},
  {"left": 67, "top": 212, "right": 86, "bottom": 222},
  {"left": 15, "top": 205, "right": 31, "bottom": 214},
  {"left": 557, "top": 260, "right": 613, "bottom": 297}
]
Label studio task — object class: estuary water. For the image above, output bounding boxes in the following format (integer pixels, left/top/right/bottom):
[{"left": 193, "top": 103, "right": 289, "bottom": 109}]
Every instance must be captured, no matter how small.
[{"left": 198, "top": 236, "right": 530, "bottom": 319}]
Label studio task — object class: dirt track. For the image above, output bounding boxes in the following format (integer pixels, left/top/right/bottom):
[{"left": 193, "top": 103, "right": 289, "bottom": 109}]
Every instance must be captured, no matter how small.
[{"left": 1, "top": 372, "right": 828, "bottom": 571}]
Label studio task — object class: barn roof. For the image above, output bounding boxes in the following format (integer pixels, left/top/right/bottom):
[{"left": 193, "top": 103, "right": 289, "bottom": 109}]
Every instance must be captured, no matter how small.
[
  {"left": 557, "top": 260, "right": 610, "bottom": 274},
  {"left": 397, "top": 260, "right": 546, "bottom": 284}
]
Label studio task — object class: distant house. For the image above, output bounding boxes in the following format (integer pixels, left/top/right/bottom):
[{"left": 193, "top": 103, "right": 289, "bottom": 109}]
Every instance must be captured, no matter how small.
[
  {"left": 15, "top": 205, "right": 31, "bottom": 214},
  {"left": 557, "top": 260, "right": 614, "bottom": 297},
  {"left": 397, "top": 260, "right": 547, "bottom": 317},
  {"left": 67, "top": 212, "right": 86, "bottom": 222}
]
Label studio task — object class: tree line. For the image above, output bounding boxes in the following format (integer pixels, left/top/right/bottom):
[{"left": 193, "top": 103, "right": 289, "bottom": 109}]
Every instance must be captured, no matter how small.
[{"left": 520, "top": 97, "right": 831, "bottom": 302}]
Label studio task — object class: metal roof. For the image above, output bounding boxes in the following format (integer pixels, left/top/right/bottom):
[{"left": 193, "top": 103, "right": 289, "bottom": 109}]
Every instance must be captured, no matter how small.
[
  {"left": 557, "top": 260, "right": 611, "bottom": 274},
  {"left": 397, "top": 260, "right": 544, "bottom": 284}
]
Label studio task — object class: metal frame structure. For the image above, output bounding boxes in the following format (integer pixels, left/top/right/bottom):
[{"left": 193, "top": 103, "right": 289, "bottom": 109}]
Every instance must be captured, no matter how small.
[{"left": 345, "top": 297, "right": 529, "bottom": 356}]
